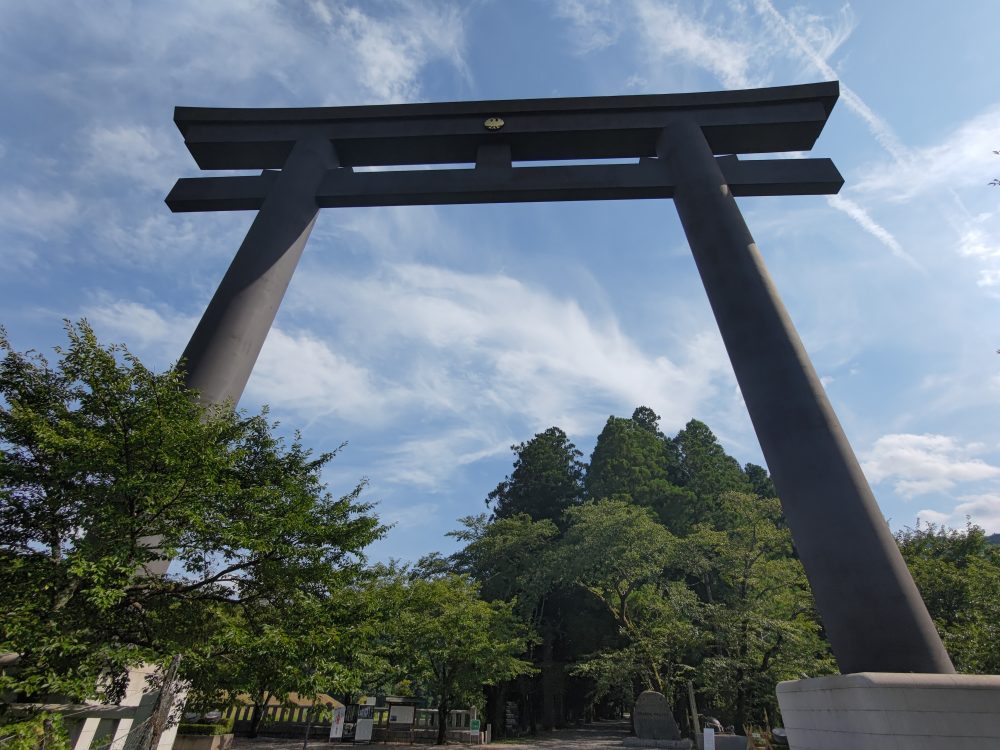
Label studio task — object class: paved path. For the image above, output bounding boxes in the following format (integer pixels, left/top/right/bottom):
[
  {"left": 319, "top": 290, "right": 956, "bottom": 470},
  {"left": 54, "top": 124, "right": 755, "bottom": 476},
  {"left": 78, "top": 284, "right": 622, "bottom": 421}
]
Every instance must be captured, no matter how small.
[{"left": 233, "top": 720, "right": 632, "bottom": 750}]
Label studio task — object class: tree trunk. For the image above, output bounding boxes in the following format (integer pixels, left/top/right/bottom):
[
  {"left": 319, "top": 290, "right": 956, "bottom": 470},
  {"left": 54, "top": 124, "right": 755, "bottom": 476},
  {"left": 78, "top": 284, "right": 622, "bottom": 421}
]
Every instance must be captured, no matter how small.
[
  {"left": 486, "top": 682, "right": 506, "bottom": 738},
  {"left": 250, "top": 691, "right": 270, "bottom": 738},
  {"left": 541, "top": 635, "right": 556, "bottom": 729},
  {"left": 734, "top": 669, "right": 746, "bottom": 731},
  {"left": 436, "top": 698, "right": 449, "bottom": 745},
  {"left": 526, "top": 685, "right": 537, "bottom": 735}
]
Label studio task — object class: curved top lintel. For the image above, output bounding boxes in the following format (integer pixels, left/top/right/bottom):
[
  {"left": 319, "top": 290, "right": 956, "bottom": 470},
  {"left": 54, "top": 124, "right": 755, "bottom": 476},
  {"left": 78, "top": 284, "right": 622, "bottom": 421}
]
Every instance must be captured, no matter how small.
[{"left": 174, "top": 81, "right": 840, "bottom": 170}]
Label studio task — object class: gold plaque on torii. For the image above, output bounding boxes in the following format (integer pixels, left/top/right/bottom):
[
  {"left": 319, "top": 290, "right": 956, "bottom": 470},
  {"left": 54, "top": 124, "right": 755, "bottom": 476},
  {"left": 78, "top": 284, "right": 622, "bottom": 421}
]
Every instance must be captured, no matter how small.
[{"left": 484, "top": 116, "right": 504, "bottom": 130}]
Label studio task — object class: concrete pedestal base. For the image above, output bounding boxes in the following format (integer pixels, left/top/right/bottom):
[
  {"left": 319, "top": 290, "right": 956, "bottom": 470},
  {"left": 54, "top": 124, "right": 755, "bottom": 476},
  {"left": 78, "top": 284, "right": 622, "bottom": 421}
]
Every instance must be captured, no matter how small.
[
  {"left": 623, "top": 738, "right": 692, "bottom": 749},
  {"left": 173, "top": 734, "right": 234, "bottom": 750},
  {"left": 776, "top": 672, "right": 1000, "bottom": 749}
]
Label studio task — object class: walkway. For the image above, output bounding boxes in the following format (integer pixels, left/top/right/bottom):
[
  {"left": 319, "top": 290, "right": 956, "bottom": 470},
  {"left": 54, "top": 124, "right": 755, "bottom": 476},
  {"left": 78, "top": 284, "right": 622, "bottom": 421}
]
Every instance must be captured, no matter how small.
[{"left": 233, "top": 720, "right": 632, "bottom": 750}]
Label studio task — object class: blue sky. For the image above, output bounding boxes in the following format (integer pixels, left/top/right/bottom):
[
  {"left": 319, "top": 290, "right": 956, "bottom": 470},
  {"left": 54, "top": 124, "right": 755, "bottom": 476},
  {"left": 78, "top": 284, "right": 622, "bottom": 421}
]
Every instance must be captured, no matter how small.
[{"left": 3, "top": 0, "right": 1000, "bottom": 563}]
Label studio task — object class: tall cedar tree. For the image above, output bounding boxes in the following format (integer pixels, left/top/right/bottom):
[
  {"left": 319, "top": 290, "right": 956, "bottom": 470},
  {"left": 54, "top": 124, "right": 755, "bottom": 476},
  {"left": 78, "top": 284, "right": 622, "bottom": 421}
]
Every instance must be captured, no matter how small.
[
  {"left": 586, "top": 407, "right": 695, "bottom": 533},
  {"left": 487, "top": 427, "right": 584, "bottom": 526},
  {"left": 673, "top": 419, "right": 751, "bottom": 524}
]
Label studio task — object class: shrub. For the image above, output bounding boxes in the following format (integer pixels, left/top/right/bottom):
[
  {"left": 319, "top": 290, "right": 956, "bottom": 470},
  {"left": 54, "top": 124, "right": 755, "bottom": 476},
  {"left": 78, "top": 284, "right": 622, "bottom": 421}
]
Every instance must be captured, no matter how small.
[
  {"left": 0, "top": 712, "right": 71, "bottom": 750},
  {"left": 177, "top": 721, "right": 232, "bottom": 736}
]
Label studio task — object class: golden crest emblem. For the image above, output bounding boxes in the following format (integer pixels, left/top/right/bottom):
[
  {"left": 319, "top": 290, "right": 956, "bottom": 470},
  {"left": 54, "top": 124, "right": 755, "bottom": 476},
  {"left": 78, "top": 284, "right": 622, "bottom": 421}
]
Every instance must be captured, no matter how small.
[{"left": 484, "top": 116, "right": 505, "bottom": 130}]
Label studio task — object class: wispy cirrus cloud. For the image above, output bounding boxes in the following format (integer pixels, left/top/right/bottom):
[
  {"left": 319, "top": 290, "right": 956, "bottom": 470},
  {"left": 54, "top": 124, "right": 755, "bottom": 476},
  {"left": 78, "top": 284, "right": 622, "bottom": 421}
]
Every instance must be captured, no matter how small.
[
  {"left": 631, "top": 0, "right": 757, "bottom": 89},
  {"left": 556, "top": 0, "right": 761, "bottom": 89},
  {"left": 752, "top": 0, "right": 906, "bottom": 163},
  {"left": 853, "top": 106, "right": 1000, "bottom": 202},
  {"left": 379, "top": 428, "right": 512, "bottom": 489},
  {"left": 0, "top": 187, "right": 80, "bottom": 240},
  {"left": 289, "top": 260, "right": 735, "bottom": 436},
  {"left": 826, "top": 194, "right": 923, "bottom": 271},
  {"left": 552, "top": 1, "right": 914, "bottom": 266},
  {"left": 75, "top": 257, "right": 740, "bottom": 493},
  {"left": 309, "top": 1, "right": 471, "bottom": 103},
  {"left": 553, "top": 0, "right": 623, "bottom": 53}
]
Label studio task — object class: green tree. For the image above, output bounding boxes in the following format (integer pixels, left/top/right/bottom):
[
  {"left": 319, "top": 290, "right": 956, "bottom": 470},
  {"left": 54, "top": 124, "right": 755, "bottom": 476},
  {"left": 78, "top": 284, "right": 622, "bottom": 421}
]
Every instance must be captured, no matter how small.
[
  {"left": 0, "top": 322, "right": 384, "bottom": 705},
  {"left": 559, "top": 499, "right": 702, "bottom": 708},
  {"left": 743, "top": 463, "right": 776, "bottom": 499},
  {"left": 0, "top": 712, "right": 69, "bottom": 750},
  {"left": 673, "top": 420, "right": 751, "bottom": 523},
  {"left": 449, "top": 513, "right": 559, "bottom": 619},
  {"left": 897, "top": 521, "right": 1000, "bottom": 673},
  {"left": 689, "top": 493, "right": 833, "bottom": 729},
  {"left": 390, "top": 574, "right": 535, "bottom": 744},
  {"left": 487, "top": 427, "right": 585, "bottom": 525},
  {"left": 448, "top": 513, "right": 567, "bottom": 733},
  {"left": 586, "top": 407, "right": 694, "bottom": 532}
]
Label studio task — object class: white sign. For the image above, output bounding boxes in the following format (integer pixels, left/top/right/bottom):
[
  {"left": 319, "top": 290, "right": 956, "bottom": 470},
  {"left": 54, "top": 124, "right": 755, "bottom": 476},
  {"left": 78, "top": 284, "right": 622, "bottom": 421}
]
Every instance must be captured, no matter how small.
[
  {"left": 355, "top": 704, "right": 375, "bottom": 742},
  {"left": 703, "top": 727, "right": 715, "bottom": 750},
  {"left": 389, "top": 705, "right": 415, "bottom": 727},
  {"left": 330, "top": 706, "right": 346, "bottom": 739}
]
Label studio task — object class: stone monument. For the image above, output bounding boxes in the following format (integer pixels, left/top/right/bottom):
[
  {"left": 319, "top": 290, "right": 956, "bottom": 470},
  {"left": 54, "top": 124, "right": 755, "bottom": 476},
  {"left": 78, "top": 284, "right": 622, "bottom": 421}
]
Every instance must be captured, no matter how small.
[{"left": 624, "top": 691, "right": 691, "bottom": 749}]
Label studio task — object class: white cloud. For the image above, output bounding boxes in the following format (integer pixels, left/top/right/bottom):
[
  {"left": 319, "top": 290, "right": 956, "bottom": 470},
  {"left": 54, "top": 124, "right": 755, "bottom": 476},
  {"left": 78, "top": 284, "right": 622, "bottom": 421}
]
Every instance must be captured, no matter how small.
[
  {"left": 554, "top": 0, "right": 624, "bottom": 53},
  {"left": 380, "top": 428, "right": 511, "bottom": 489},
  {"left": 915, "top": 494, "right": 1000, "bottom": 534},
  {"left": 316, "top": 2, "right": 470, "bottom": 103},
  {"left": 953, "top": 494, "right": 1000, "bottom": 533},
  {"left": 914, "top": 508, "right": 952, "bottom": 527},
  {"left": 379, "top": 501, "right": 442, "bottom": 530},
  {"left": 291, "top": 261, "right": 732, "bottom": 436},
  {"left": 82, "top": 124, "right": 179, "bottom": 193},
  {"left": 863, "top": 433, "right": 1000, "bottom": 497},
  {"left": 82, "top": 297, "right": 192, "bottom": 351},
  {"left": 632, "top": 0, "right": 756, "bottom": 89},
  {"left": 553, "top": 0, "right": 762, "bottom": 89},
  {"left": 782, "top": 4, "right": 855, "bottom": 66},
  {"left": 752, "top": 0, "right": 908, "bottom": 164},
  {"left": 0, "top": 187, "right": 79, "bottom": 239},
  {"left": 956, "top": 223, "right": 1000, "bottom": 288},
  {"left": 853, "top": 106, "right": 1000, "bottom": 202},
  {"left": 246, "top": 327, "right": 410, "bottom": 425},
  {"left": 826, "top": 194, "right": 922, "bottom": 270},
  {"left": 751, "top": 0, "right": 1000, "bottom": 295},
  {"left": 3, "top": 1, "right": 469, "bottom": 112}
]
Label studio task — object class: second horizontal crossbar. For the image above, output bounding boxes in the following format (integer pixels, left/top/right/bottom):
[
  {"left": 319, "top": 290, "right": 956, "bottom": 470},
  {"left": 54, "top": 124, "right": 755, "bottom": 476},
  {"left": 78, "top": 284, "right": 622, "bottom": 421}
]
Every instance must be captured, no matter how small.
[{"left": 165, "top": 155, "right": 842, "bottom": 212}]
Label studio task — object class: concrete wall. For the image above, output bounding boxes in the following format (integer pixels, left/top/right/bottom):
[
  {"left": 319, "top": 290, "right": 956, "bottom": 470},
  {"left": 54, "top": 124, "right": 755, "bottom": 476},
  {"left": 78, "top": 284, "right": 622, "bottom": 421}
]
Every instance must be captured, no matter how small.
[{"left": 776, "top": 672, "right": 1000, "bottom": 750}]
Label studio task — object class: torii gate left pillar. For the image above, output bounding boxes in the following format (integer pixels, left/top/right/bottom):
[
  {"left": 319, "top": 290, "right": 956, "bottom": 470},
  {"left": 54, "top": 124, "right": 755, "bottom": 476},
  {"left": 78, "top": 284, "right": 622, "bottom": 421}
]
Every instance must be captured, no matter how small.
[
  {"left": 179, "top": 135, "right": 337, "bottom": 405},
  {"left": 165, "top": 83, "right": 955, "bottom": 681}
]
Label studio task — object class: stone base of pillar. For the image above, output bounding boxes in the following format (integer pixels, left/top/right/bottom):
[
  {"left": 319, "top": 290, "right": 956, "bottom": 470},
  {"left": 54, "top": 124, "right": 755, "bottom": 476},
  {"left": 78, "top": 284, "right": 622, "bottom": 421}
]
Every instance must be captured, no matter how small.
[
  {"left": 623, "top": 738, "right": 692, "bottom": 749},
  {"left": 776, "top": 672, "right": 1000, "bottom": 750}
]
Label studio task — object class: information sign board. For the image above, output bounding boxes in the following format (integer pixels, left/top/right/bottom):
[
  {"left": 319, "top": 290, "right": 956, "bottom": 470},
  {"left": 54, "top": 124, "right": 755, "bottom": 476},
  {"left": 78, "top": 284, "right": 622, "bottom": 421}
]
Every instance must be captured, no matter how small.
[{"left": 330, "top": 706, "right": 346, "bottom": 740}]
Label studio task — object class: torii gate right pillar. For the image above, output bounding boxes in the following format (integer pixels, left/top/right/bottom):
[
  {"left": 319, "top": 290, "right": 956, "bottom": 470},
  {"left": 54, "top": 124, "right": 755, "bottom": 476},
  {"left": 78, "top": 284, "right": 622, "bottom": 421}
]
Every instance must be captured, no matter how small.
[{"left": 659, "top": 117, "right": 954, "bottom": 675}]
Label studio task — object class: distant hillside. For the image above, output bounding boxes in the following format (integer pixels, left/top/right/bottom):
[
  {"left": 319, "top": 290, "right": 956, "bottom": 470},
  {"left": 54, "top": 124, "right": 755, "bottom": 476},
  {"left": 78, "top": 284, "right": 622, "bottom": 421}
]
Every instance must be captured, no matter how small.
[{"left": 988, "top": 533, "right": 1000, "bottom": 546}]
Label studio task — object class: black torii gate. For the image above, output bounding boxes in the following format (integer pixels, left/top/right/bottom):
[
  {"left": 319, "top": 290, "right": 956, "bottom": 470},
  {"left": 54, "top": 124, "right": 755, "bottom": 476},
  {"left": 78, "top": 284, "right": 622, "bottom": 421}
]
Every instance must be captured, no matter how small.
[{"left": 165, "top": 81, "right": 954, "bottom": 676}]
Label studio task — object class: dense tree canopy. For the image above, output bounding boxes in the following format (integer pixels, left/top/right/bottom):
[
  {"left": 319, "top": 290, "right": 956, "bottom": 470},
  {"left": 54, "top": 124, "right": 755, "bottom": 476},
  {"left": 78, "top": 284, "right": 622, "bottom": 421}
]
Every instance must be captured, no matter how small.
[
  {"left": 897, "top": 522, "right": 1000, "bottom": 674},
  {"left": 5, "top": 324, "right": 996, "bottom": 744},
  {"left": 0, "top": 322, "right": 385, "bottom": 704},
  {"left": 388, "top": 573, "right": 535, "bottom": 744},
  {"left": 487, "top": 427, "right": 585, "bottom": 525},
  {"left": 586, "top": 409, "right": 694, "bottom": 532},
  {"left": 453, "top": 409, "right": 836, "bottom": 733}
]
